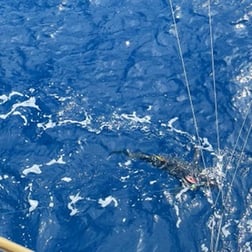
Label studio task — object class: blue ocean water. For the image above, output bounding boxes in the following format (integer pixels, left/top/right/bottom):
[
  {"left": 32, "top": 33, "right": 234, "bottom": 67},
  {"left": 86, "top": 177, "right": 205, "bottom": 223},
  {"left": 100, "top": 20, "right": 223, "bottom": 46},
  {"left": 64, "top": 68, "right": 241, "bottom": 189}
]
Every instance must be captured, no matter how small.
[{"left": 0, "top": 0, "right": 252, "bottom": 251}]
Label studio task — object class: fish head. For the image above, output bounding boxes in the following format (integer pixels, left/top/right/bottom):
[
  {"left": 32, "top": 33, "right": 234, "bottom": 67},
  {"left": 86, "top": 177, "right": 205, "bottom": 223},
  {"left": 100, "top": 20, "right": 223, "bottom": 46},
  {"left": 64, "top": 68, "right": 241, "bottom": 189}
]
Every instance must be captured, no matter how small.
[{"left": 184, "top": 175, "right": 198, "bottom": 184}]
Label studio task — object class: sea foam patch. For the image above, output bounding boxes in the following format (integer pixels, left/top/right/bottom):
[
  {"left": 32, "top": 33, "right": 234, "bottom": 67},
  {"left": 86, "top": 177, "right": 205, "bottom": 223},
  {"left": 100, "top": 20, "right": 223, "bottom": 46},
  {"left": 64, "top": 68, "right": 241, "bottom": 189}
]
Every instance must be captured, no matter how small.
[
  {"left": 37, "top": 109, "right": 152, "bottom": 135},
  {"left": 67, "top": 192, "right": 83, "bottom": 216},
  {"left": 98, "top": 196, "right": 118, "bottom": 208},
  {"left": 46, "top": 155, "right": 66, "bottom": 165},
  {"left": 61, "top": 177, "right": 72, "bottom": 182},
  {"left": 0, "top": 96, "right": 40, "bottom": 120},
  {"left": 28, "top": 199, "right": 39, "bottom": 213},
  {"left": 161, "top": 117, "right": 194, "bottom": 141},
  {"left": 22, "top": 154, "right": 66, "bottom": 177},
  {"left": 22, "top": 164, "right": 42, "bottom": 176},
  {"left": 0, "top": 91, "right": 23, "bottom": 104},
  {"left": 120, "top": 111, "right": 151, "bottom": 124},
  {"left": 25, "top": 183, "right": 39, "bottom": 214}
]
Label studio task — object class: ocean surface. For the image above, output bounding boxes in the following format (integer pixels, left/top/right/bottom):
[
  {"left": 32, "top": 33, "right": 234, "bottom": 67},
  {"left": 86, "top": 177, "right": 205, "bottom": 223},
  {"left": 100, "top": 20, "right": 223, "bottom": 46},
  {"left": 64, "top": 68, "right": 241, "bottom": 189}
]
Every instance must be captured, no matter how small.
[{"left": 0, "top": 0, "right": 252, "bottom": 251}]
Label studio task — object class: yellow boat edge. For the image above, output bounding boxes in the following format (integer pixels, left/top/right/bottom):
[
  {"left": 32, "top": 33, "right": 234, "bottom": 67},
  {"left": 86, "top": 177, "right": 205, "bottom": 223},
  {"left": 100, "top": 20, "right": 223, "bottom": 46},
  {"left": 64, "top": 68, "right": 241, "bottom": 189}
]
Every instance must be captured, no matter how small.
[{"left": 0, "top": 237, "right": 33, "bottom": 252}]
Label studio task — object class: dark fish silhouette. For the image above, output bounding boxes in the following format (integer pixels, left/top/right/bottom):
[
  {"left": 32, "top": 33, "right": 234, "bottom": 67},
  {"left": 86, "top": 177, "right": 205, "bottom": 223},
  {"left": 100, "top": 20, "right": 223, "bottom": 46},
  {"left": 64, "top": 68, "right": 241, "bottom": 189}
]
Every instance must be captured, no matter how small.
[{"left": 110, "top": 149, "right": 216, "bottom": 190}]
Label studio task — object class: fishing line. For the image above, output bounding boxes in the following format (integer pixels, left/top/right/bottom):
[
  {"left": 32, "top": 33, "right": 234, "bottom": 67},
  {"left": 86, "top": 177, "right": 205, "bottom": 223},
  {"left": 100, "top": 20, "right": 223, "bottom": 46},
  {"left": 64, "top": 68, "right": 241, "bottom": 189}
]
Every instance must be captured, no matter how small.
[
  {"left": 206, "top": 1, "right": 252, "bottom": 250},
  {"left": 206, "top": 1, "right": 222, "bottom": 250},
  {"left": 213, "top": 102, "right": 252, "bottom": 207},
  {"left": 207, "top": 0, "right": 220, "bottom": 155},
  {"left": 167, "top": 0, "right": 207, "bottom": 171},
  {"left": 167, "top": 1, "right": 223, "bottom": 250},
  {"left": 212, "top": 101, "right": 252, "bottom": 251},
  {"left": 214, "top": 117, "right": 252, "bottom": 252},
  {"left": 226, "top": 119, "right": 252, "bottom": 204}
]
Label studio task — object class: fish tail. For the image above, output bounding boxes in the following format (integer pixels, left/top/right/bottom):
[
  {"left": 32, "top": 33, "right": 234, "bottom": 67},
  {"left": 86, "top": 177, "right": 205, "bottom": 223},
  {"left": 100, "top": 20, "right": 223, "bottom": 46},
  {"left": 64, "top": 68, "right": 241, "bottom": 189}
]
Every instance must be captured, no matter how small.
[
  {"left": 108, "top": 149, "right": 151, "bottom": 160},
  {"left": 107, "top": 149, "right": 133, "bottom": 159}
]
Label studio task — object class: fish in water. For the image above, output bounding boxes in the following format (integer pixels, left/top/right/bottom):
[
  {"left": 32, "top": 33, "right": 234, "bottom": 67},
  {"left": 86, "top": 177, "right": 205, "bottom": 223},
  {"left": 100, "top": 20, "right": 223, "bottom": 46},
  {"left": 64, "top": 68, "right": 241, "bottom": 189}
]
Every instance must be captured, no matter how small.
[{"left": 111, "top": 149, "right": 217, "bottom": 190}]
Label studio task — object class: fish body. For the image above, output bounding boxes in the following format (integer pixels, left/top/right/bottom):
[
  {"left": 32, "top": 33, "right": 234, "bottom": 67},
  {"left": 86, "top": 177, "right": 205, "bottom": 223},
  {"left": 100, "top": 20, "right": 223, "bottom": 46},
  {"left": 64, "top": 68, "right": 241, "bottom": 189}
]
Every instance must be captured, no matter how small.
[
  {"left": 110, "top": 149, "right": 217, "bottom": 190},
  {"left": 122, "top": 149, "right": 198, "bottom": 187}
]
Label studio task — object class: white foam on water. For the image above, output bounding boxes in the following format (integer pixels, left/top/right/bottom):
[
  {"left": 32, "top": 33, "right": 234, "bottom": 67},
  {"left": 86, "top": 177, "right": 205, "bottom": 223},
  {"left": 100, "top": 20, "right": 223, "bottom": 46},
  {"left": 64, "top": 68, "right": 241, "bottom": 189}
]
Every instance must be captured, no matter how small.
[
  {"left": 12, "top": 111, "right": 28, "bottom": 125},
  {"left": 163, "top": 190, "right": 182, "bottom": 228},
  {"left": 174, "top": 204, "right": 181, "bottom": 228},
  {"left": 98, "top": 111, "right": 152, "bottom": 133},
  {"left": 162, "top": 117, "right": 215, "bottom": 154},
  {"left": 201, "top": 137, "right": 214, "bottom": 152},
  {"left": 222, "top": 223, "right": 231, "bottom": 238},
  {"left": 46, "top": 155, "right": 66, "bottom": 165},
  {"left": 149, "top": 180, "right": 157, "bottom": 185},
  {"left": 246, "top": 219, "right": 252, "bottom": 232},
  {"left": 58, "top": 112, "right": 92, "bottom": 129},
  {"left": 120, "top": 175, "right": 130, "bottom": 182},
  {"left": 0, "top": 174, "right": 9, "bottom": 180},
  {"left": 37, "top": 108, "right": 153, "bottom": 136},
  {"left": 162, "top": 117, "right": 195, "bottom": 141},
  {"left": 67, "top": 192, "right": 83, "bottom": 216},
  {"left": 0, "top": 91, "right": 23, "bottom": 104},
  {"left": 58, "top": 0, "right": 68, "bottom": 11},
  {"left": 124, "top": 160, "right": 132, "bottom": 167},
  {"left": 49, "top": 196, "right": 54, "bottom": 208},
  {"left": 144, "top": 197, "right": 152, "bottom": 201},
  {"left": 163, "top": 190, "right": 173, "bottom": 205},
  {"left": 37, "top": 111, "right": 96, "bottom": 133},
  {"left": 237, "top": 192, "right": 252, "bottom": 246},
  {"left": 153, "top": 214, "right": 159, "bottom": 223},
  {"left": 120, "top": 112, "right": 151, "bottom": 124},
  {"left": 37, "top": 118, "right": 57, "bottom": 130},
  {"left": 22, "top": 154, "right": 66, "bottom": 177},
  {"left": 125, "top": 40, "right": 131, "bottom": 47},
  {"left": 0, "top": 96, "right": 40, "bottom": 120},
  {"left": 98, "top": 195, "right": 118, "bottom": 208},
  {"left": 61, "top": 177, "right": 72, "bottom": 182},
  {"left": 241, "top": 242, "right": 252, "bottom": 252},
  {"left": 201, "top": 243, "right": 209, "bottom": 252},
  {"left": 235, "top": 62, "right": 252, "bottom": 85},
  {"left": 175, "top": 187, "right": 189, "bottom": 202},
  {"left": 28, "top": 199, "right": 39, "bottom": 213},
  {"left": 22, "top": 164, "right": 42, "bottom": 176},
  {"left": 25, "top": 183, "right": 39, "bottom": 214}
]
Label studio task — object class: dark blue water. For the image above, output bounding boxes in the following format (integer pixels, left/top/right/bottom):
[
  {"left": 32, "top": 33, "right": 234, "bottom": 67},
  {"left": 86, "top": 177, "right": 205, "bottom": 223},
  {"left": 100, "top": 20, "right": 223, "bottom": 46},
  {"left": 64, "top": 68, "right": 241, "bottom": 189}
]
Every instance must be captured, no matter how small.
[{"left": 0, "top": 0, "right": 252, "bottom": 251}]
